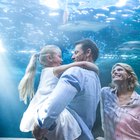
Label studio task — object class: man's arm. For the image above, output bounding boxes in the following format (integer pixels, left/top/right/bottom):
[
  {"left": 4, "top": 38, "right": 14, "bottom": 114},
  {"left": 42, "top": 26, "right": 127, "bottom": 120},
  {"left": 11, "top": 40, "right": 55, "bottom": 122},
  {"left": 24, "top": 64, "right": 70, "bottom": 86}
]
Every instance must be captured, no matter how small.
[{"left": 37, "top": 67, "right": 84, "bottom": 129}]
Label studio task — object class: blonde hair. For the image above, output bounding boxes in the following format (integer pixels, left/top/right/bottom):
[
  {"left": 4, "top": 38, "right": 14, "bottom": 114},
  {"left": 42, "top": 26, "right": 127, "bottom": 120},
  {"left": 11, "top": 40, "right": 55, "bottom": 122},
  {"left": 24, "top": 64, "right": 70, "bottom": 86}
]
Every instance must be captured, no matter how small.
[
  {"left": 18, "top": 45, "right": 60, "bottom": 104},
  {"left": 111, "top": 63, "right": 139, "bottom": 91},
  {"left": 39, "top": 45, "right": 61, "bottom": 66}
]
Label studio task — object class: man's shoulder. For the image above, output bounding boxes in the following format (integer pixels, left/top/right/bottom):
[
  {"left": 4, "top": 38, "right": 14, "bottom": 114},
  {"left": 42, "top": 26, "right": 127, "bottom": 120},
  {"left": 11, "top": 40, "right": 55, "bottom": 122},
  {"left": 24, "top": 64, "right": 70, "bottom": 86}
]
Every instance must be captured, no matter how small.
[
  {"left": 64, "top": 66, "right": 83, "bottom": 73},
  {"left": 62, "top": 66, "right": 98, "bottom": 80},
  {"left": 61, "top": 66, "right": 86, "bottom": 79},
  {"left": 64, "top": 66, "right": 96, "bottom": 75}
]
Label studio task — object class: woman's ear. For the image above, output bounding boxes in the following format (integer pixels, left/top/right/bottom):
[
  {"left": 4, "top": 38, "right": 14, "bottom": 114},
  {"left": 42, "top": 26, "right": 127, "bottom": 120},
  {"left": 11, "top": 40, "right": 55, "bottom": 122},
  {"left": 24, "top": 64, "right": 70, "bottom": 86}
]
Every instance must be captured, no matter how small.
[
  {"left": 128, "top": 75, "right": 132, "bottom": 81},
  {"left": 128, "top": 75, "right": 131, "bottom": 79},
  {"left": 46, "top": 54, "right": 53, "bottom": 62}
]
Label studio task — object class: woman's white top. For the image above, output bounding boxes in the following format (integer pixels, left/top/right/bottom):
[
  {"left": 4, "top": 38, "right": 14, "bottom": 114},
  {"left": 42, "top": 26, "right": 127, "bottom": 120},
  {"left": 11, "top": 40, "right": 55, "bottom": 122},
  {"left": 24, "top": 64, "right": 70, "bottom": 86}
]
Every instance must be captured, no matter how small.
[{"left": 20, "top": 67, "right": 81, "bottom": 140}]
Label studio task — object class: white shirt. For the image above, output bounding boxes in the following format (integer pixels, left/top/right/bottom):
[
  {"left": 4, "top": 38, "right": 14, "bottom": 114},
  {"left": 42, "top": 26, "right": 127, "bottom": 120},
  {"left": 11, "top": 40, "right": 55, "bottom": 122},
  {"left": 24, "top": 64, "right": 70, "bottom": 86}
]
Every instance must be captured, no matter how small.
[
  {"left": 20, "top": 67, "right": 81, "bottom": 140},
  {"left": 20, "top": 67, "right": 58, "bottom": 132}
]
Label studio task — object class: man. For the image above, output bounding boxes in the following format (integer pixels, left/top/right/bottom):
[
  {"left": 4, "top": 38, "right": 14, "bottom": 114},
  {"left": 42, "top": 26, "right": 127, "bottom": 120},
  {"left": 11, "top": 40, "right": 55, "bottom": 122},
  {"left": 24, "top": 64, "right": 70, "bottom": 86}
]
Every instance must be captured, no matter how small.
[{"left": 34, "top": 39, "right": 101, "bottom": 140}]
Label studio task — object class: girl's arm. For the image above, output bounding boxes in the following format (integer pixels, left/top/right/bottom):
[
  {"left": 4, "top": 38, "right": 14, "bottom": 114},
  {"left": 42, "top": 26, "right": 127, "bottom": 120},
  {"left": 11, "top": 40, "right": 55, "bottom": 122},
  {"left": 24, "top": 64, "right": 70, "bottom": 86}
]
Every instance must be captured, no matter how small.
[
  {"left": 53, "top": 61, "right": 99, "bottom": 77},
  {"left": 82, "top": 61, "right": 99, "bottom": 74}
]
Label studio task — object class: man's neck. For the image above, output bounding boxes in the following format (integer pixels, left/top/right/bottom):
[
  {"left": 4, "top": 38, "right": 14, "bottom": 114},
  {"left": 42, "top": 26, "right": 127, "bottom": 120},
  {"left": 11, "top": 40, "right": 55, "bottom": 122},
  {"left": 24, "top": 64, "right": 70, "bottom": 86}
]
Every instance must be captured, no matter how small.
[{"left": 86, "top": 57, "right": 93, "bottom": 62}]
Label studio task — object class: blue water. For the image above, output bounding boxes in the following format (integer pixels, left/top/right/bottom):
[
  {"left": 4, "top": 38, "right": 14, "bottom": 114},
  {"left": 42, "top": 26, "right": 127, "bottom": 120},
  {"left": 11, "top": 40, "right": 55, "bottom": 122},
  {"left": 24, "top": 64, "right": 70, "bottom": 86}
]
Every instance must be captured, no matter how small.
[{"left": 0, "top": 0, "right": 140, "bottom": 138}]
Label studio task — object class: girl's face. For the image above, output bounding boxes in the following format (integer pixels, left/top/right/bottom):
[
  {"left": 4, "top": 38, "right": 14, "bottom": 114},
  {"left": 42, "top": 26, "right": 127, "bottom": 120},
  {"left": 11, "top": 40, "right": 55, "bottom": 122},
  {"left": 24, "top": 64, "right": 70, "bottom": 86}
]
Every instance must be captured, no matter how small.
[
  {"left": 51, "top": 49, "right": 62, "bottom": 66},
  {"left": 111, "top": 65, "right": 129, "bottom": 84}
]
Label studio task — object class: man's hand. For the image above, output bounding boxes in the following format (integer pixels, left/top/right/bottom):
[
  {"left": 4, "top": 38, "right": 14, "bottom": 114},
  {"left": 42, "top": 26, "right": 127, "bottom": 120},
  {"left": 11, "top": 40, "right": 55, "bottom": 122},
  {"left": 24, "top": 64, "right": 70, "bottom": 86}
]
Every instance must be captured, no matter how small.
[{"left": 32, "top": 123, "right": 48, "bottom": 140}]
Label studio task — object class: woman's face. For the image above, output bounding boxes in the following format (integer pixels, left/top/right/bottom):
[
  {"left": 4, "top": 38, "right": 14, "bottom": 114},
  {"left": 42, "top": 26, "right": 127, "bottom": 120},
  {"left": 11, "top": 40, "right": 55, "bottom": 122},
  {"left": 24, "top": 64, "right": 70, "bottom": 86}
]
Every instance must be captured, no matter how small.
[
  {"left": 111, "top": 65, "right": 129, "bottom": 84},
  {"left": 51, "top": 49, "right": 62, "bottom": 66}
]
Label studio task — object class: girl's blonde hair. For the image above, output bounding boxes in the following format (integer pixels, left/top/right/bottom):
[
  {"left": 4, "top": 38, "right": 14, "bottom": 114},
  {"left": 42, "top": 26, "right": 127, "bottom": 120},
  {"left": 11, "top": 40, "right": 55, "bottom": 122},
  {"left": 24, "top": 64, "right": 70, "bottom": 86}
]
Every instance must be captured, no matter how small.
[
  {"left": 111, "top": 63, "right": 139, "bottom": 91},
  {"left": 18, "top": 45, "right": 60, "bottom": 104}
]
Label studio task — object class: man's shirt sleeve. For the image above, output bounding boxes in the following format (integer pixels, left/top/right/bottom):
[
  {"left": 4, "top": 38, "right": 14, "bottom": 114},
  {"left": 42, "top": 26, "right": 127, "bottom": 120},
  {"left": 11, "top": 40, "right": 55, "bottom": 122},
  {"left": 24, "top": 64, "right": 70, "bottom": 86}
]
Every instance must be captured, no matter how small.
[{"left": 37, "top": 67, "right": 84, "bottom": 129}]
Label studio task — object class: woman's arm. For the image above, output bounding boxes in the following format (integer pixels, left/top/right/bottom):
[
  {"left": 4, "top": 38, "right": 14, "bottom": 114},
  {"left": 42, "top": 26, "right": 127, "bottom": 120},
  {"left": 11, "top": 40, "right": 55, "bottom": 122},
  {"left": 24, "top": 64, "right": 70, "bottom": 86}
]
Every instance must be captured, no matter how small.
[{"left": 53, "top": 61, "right": 99, "bottom": 77}]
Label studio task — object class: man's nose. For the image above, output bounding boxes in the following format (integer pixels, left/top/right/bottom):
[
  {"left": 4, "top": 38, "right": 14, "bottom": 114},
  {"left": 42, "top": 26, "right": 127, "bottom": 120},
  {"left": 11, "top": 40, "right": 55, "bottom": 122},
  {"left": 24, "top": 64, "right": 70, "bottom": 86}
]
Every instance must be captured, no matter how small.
[{"left": 71, "top": 55, "right": 75, "bottom": 60}]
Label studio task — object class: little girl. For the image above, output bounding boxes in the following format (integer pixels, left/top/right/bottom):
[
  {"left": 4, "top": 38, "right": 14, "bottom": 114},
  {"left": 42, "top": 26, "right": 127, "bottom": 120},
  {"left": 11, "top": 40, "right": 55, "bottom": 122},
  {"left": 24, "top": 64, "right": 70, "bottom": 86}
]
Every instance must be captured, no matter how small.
[{"left": 18, "top": 45, "right": 99, "bottom": 140}]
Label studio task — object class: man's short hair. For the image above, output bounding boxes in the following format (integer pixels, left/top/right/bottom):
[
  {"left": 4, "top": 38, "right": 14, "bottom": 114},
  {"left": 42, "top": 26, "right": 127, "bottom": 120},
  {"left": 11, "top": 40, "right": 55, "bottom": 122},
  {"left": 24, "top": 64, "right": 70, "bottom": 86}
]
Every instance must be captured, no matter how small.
[{"left": 75, "top": 39, "right": 99, "bottom": 61}]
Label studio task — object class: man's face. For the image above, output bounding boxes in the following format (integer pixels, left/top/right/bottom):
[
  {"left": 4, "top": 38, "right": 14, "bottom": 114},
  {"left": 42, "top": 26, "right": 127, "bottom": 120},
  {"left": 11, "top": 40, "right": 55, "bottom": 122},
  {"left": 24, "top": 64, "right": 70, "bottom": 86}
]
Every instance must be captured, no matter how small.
[{"left": 72, "top": 44, "right": 86, "bottom": 62}]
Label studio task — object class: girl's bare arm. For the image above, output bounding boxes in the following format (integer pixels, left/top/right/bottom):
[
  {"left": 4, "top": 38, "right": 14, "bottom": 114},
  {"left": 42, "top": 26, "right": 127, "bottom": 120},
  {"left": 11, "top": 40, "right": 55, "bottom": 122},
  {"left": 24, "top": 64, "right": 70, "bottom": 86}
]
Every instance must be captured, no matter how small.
[{"left": 53, "top": 61, "right": 99, "bottom": 77}]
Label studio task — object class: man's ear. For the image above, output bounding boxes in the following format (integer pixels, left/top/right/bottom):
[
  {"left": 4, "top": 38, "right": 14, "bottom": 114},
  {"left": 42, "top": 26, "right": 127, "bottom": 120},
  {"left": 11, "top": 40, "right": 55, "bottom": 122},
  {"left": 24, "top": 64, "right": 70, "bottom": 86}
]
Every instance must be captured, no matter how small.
[{"left": 86, "top": 48, "right": 92, "bottom": 57}]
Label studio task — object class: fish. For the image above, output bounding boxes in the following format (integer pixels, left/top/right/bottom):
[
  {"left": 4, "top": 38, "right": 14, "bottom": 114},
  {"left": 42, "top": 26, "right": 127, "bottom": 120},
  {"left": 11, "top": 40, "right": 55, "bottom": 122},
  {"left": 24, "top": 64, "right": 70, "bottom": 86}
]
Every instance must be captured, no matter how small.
[
  {"left": 63, "top": 0, "right": 69, "bottom": 24},
  {"left": 67, "top": 0, "right": 119, "bottom": 9},
  {"left": 58, "top": 20, "right": 108, "bottom": 32},
  {"left": 118, "top": 41, "right": 140, "bottom": 51}
]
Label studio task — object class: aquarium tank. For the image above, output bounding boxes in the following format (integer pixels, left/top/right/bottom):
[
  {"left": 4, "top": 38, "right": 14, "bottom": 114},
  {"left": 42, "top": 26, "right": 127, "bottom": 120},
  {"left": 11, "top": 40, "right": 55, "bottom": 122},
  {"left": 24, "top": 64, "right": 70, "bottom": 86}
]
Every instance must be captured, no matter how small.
[{"left": 0, "top": 0, "right": 140, "bottom": 138}]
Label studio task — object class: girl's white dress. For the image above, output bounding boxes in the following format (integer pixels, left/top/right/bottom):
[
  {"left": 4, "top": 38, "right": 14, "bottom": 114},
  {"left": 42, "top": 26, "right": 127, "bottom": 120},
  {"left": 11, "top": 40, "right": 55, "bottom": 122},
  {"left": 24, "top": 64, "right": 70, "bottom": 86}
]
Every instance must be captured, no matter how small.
[{"left": 20, "top": 67, "right": 81, "bottom": 140}]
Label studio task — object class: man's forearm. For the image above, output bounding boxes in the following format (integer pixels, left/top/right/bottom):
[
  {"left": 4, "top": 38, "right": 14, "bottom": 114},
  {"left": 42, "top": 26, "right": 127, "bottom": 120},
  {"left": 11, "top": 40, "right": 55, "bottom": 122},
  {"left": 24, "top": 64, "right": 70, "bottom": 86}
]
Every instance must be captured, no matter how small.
[{"left": 37, "top": 75, "right": 79, "bottom": 129}]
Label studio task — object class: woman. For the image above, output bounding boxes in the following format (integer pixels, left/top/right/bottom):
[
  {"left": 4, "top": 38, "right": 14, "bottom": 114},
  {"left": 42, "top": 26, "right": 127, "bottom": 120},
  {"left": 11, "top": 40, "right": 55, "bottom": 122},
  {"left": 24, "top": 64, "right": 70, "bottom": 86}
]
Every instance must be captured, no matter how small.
[
  {"left": 101, "top": 63, "right": 140, "bottom": 140},
  {"left": 18, "top": 45, "right": 99, "bottom": 140}
]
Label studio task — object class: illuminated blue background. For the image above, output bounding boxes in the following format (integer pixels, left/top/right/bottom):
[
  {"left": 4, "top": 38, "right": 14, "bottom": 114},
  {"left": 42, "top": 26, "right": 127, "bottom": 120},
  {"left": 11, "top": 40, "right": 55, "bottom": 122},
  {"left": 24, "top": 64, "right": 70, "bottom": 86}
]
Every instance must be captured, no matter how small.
[{"left": 0, "top": 0, "right": 140, "bottom": 138}]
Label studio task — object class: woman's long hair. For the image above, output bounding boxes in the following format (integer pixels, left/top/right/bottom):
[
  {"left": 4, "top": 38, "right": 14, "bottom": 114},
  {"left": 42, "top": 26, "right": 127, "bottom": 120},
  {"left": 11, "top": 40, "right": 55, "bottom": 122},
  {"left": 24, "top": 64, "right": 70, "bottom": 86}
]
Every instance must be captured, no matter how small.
[{"left": 18, "top": 45, "right": 60, "bottom": 104}]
